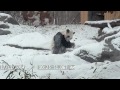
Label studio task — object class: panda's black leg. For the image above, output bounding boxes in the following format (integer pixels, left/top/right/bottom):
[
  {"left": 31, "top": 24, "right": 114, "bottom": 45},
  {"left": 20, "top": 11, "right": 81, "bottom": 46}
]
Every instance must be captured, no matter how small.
[
  {"left": 52, "top": 47, "right": 60, "bottom": 54},
  {"left": 59, "top": 46, "right": 66, "bottom": 54},
  {"left": 54, "top": 32, "right": 63, "bottom": 47},
  {"left": 52, "top": 32, "right": 63, "bottom": 54}
]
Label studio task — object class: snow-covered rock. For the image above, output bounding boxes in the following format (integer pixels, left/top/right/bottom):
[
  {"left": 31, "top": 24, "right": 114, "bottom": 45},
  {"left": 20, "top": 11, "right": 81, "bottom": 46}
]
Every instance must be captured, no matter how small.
[
  {"left": 0, "top": 29, "right": 11, "bottom": 35},
  {"left": 0, "top": 13, "right": 19, "bottom": 25},
  {"left": 0, "top": 23, "right": 9, "bottom": 29},
  {"left": 73, "top": 42, "right": 104, "bottom": 62}
]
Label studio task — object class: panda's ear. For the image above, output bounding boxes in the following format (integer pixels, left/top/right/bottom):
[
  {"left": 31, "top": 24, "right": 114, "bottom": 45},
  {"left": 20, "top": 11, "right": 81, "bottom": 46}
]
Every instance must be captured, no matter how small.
[
  {"left": 73, "top": 32, "right": 75, "bottom": 34},
  {"left": 66, "top": 29, "right": 70, "bottom": 33}
]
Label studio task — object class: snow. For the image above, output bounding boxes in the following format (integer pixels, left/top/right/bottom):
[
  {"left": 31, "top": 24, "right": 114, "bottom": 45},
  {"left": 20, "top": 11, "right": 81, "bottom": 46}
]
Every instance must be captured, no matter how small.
[
  {"left": 107, "top": 23, "right": 112, "bottom": 29},
  {"left": 112, "top": 37, "right": 120, "bottom": 50},
  {"left": 102, "top": 27, "right": 114, "bottom": 34},
  {"left": 31, "top": 14, "right": 40, "bottom": 27},
  {"left": 104, "top": 30, "right": 120, "bottom": 42},
  {"left": 102, "top": 26, "right": 120, "bottom": 34},
  {"left": 74, "top": 39, "right": 97, "bottom": 48},
  {"left": 4, "top": 32, "right": 51, "bottom": 49},
  {"left": 73, "top": 41, "right": 104, "bottom": 60},
  {"left": 0, "top": 45, "right": 87, "bottom": 79},
  {"left": 0, "top": 13, "right": 12, "bottom": 18},
  {"left": 0, "top": 19, "right": 120, "bottom": 79},
  {"left": 75, "top": 61, "right": 120, "bottom": 79},
  {"left": 44, "top": 18, "right": 49, "bottom": 25},
  {"left": 0, "top": 21, "right": 7, "bottom": 24},
  {"left": 33, "top": 20, "right": 40, "bottom": 27}
]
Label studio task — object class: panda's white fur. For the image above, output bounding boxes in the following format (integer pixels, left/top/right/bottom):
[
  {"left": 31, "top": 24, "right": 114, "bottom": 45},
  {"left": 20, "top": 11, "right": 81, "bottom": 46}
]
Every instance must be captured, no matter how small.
[
  {"left": 51, "top": 29, "right": 75, "bottom": 54},
  {"left": 60, "top": 30, "right": 75, "bottom": 41}
]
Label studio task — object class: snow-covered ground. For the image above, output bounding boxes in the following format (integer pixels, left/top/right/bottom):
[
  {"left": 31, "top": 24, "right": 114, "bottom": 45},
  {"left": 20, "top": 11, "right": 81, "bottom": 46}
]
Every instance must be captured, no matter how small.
[{"left": 0, "top": 22, "right": 120, "bottom": 79}]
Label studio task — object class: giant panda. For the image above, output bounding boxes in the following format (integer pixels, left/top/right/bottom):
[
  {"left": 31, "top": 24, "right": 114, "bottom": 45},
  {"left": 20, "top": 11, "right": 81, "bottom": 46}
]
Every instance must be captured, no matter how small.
[{"left": 51, "top": 29, "right": 75, "bottom": 54}]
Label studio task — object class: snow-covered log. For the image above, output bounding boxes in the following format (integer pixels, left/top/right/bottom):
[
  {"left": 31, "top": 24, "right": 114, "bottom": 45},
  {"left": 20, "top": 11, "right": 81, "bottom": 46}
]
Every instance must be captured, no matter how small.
[
  {"left": 4, "top": 44, "right": 50, "bottom": 50},
  {"left": 85, "top": 19, "right": 120, "bottom": 29},
  {"left": 95, "top": 30, "right": 120, "bottom": 42}
]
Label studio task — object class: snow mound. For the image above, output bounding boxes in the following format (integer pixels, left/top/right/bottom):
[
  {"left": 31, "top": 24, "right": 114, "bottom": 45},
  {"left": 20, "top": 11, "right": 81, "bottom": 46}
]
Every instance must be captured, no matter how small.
[
  {"left": 74, "top": 39, "right": 97, "bottom": 48},
  {"left": 112, "top": 37, "right": 120, "bottom": 50},
  {"left": 4, "top": 32, "right": 51, "bottom": 49},
  {"left": 0, "top": 13, "right": 12, "bottom": 18},
  {"left": 73, "top": 42, "right": 104, "bottom": 62},
  {"left": 102, "top": 26, "right": 120, "bottom": 34},
  {"left": 102, "top": 27, "right": 113, "bottom": 34}
]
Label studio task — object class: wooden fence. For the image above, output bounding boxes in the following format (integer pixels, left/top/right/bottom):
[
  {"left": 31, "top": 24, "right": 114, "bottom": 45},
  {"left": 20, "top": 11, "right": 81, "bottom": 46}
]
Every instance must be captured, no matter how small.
[
  {"left": 104, "top": 11, "right": 120, "bottom": 20},
  {"left": 81, "top": 11, "right": 120, "bottom": 24}
]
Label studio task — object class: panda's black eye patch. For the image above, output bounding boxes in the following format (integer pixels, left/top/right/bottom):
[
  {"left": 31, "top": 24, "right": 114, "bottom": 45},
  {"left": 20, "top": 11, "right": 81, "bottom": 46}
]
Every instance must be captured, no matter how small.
[{"left": 66, "top": 29, "right": 70, "bottom": 33}]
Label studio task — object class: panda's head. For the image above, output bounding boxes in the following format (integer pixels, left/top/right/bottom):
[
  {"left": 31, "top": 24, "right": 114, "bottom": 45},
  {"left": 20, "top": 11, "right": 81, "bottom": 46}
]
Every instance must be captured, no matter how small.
[{"left": 63, "top": 29, "right": 75, "bottom": 42}]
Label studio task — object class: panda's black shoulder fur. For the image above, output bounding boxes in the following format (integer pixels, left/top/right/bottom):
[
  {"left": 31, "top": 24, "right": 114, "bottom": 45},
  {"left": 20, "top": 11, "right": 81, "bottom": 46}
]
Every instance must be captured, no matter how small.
[{"left": 54, "top": 32, "right": 73, "bottom": 48}]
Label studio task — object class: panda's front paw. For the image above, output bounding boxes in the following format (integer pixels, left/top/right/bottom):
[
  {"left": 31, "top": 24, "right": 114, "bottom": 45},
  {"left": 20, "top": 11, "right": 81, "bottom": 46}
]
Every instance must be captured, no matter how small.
[{"left": 71, "top": 43, "right": 75, "bottom": 48}]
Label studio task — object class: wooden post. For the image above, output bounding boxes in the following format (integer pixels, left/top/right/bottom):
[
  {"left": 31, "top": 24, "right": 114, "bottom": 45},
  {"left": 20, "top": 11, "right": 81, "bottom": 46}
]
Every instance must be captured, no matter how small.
[
  {"left": 104, "top": 12, "right": 113, "bottom": 20},
  {"left": 80, "top": 11, "right": 88, "bottom": 24}
]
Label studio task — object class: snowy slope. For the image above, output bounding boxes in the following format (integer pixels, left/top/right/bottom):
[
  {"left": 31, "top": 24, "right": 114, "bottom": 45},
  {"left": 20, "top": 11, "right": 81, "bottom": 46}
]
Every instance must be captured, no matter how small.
[
  {"left": 4, "top": 32, "right": 51, "bottom": 49},
  {"left": 75, "top": 61, "right": 120, "bottom": 79}
]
